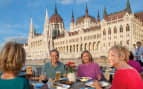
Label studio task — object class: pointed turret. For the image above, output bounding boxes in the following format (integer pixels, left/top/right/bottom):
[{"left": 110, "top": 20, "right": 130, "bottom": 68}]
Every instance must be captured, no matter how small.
[
  {"left": 55, "top": 4, "right": 58, "bottom": 14},
  {"left": 43, "top": 8, "right": 49, "bottom": 34},
  {"left": 45, "top": 8, "right": 49, "bottom": 24},
  {"left": 97, "top": 10, "right": 100, "bottom": 22},
  {"left": 29, "top": 16, "right": 35, "bottom": 40},
  {"left": 71, "top": 9, "right": 74, "bottom": 23},
  {"left": 85, "top": 3, "right": 88, "bottom": 17},
  {"left": 30, "top": 17, "right": 35, "bottom": 33},
  {"left": 126, "top": 0, "right": 131, "bottom": 13},
  {"left": 103, "top": 6, "right": 107, "bottom": 18}
]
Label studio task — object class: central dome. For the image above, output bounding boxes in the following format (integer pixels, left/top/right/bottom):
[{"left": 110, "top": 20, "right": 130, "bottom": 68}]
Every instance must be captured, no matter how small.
[
  {"left": 50, "top": 14, "right": 63, "bottom": 23},
  {"left": 49, "top": 5, "right": 63, "bottom": 23}
]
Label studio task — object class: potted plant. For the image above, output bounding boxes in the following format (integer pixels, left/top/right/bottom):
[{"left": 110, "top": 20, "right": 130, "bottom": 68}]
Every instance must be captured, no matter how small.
[{"left": 65, "top": 62, "right": 76, "bottom": 82}]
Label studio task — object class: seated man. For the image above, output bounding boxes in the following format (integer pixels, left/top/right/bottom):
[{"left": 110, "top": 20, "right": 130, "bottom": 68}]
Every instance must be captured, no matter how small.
[{"left": 41, "top": 49, "right": 66, "bottom": 81}]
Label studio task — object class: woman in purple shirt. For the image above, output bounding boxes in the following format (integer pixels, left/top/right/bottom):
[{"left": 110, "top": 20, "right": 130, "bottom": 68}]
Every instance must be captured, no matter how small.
[
  {"left": 77, "top": 50, "right": 101, "bottom": 80},
  {"left": 128, "top": 51, "right": 142, "bottom": 73}
]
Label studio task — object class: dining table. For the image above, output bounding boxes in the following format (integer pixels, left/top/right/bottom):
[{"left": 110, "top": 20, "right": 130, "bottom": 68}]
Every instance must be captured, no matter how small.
[{"left": 32, "top": 77, "right": 111, "bottom": 89}]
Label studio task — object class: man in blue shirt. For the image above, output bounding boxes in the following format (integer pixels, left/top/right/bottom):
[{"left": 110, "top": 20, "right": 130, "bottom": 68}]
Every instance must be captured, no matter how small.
[
  {"left": 134, "top": 41, "right": 143, "bottom": 66},
  {"left": 41, "top": 49, "right": 66, "bottom": 80}
]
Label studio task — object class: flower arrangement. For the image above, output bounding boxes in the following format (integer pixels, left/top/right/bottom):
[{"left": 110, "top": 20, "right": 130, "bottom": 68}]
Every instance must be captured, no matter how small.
[{"left": 65, "top": 62, "right": 76, "bottom": 73}]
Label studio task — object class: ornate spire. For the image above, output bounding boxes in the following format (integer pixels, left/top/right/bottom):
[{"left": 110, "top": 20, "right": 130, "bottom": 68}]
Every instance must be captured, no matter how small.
[
  {"left": 103, "top": 5, "right": 107, "bottom": 18},
  {"left": 29, "top": 16, "right": 35, "bottom": 37},
  {"left": 85, "top": 3, "right": 88, "bottom": 17},
  {"left": 97, "top": 10, "right": 100, "bottom": 22},
  {"left": 46, "top": 8, "right": 48, "bottom": 17},
  {"left": 126, "top": 0, "right": 131, "bottom": 13},
  {"left": 55, "top": 3, "right": 58, "bottom": 14},
  {"left": 43, "top": 8, "right": 49, "bottom": 34},
  {"left": 30, "top": 16, "right": 33, "bottom": 25},
  {"left": 45, "top": 8, "right": 49, "bottom": 24},
  {"left": 30, "top": 16, "right": 34, "bottom": 32},
  {"left": 71, "top": 9, "right": 74, "bottom": 23}
]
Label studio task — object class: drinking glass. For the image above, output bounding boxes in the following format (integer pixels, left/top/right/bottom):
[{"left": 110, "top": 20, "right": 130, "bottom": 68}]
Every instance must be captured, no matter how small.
[
  {"left": 56, "top": 71, "right": 61, "bottom": 81},
  {"left": 41, "top": 72, "right": 48, "bottom": 83}
]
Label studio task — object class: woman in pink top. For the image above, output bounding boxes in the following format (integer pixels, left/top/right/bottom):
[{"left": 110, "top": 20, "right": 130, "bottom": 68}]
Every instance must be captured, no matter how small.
[
  {"left": 77, "top": 50, "right": 101, "bottom": 80},
  {"left": 94, "top": 45, "right": 143, "bottom": 89},
  {"left": 128, "top": 51, "right": 142, "bottom": 73}
]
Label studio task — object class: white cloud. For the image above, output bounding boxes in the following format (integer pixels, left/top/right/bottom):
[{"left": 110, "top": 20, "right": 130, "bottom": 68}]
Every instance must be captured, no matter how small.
[
  {"left": 27, "top": 1, "right": 42, "bottom": 7},
  {"left": 57, "top": 0, "right": 89, "bottom": 5},
  {"left": 76, "top": 0, "right": 88, "bottom": 4},
  {"left": 0, "top": 23, "right": 28, "bottom": 35},
  {"left": 5, "top": 36, "right": 27, "bottom": 44},
  {"left": 0, "top": 0, "right": 14, "bottom": 7},
  {"left": 0, "top": 36, "right": 27, "bottom": 51},
  {"left": 60, "top": 0, "right": 73, "bottom": 5}
]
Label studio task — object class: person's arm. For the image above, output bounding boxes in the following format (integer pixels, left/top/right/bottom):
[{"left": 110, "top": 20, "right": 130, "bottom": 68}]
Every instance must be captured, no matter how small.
[
  {"left": 137, "top": 62, "right": 142, "bottom": 73},
  {"left": 97, "top": 74, "right": 102, "bottom": 80},
  {"left": 77, "top": 65, "right": 81, "bottom": 77},
  {"left": 40, "top": 63, "right": 48, "bottom": 80},
  {"left": 63, "top": 64, "right": 67, "bottom": 77},
  {"left": 95, "top": 63, "right": 102, "bottom": 80},
  {"left": 94, "top": 80, "right": 103, "bottom": 89}
]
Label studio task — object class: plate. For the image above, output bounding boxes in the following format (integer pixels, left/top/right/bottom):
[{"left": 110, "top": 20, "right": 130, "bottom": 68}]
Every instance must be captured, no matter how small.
[
  {"left": 60, "top": 78, "right": 68, "bottom": 81},
  {"left": 80, "top": 77, "right": 92, "bottom": 82},
  {"left": 99, "top": 81, "right": 109, "bottom": 87},
  {"left": 35, "top": 83, "right": 44, "bottom": 88},
  {"left": 85, "top": 80, "right": 94, "bottom": 87},
  {"left": 57, "top": 84, "right": 70, "bottom": 89}
]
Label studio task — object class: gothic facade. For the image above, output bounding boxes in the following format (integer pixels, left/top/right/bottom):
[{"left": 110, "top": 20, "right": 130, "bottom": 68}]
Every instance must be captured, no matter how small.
[{"left": 24, "top": 0, "right": 143, "bottom": 60}]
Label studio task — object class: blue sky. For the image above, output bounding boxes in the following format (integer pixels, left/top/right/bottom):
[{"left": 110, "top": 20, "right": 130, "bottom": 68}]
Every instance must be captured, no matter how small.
[{"left": 0, "top": 0, "right": 143, "bottom": 48}]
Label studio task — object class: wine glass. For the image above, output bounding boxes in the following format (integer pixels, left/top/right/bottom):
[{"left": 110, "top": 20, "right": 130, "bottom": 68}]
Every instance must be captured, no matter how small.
[{"left": 41, "top": 72, "right": 48, "bottom": 83}]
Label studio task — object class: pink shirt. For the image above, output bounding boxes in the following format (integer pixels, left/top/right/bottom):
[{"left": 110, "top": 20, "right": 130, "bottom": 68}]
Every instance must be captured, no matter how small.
[
  {"left": 111, "top": 69, "right": 143, "bottom": 89},
  {"left": 77, "top": 62, "right": 101, "bottom": 80},
  {"left": 128, "top": 60, "right": 142, "bottom": 73}
]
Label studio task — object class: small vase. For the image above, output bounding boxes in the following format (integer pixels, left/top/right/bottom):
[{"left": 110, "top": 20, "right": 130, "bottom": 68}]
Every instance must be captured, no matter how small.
[{"left": 67, "top": 72, "right": 76, "bottom": 82}]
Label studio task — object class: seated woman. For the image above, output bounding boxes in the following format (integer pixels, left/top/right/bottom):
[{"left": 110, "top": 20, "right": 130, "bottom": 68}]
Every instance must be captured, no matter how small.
[
  {"left": 77, "top": 50, "right": 101, "bottom": 80},
  {"left": 94, "top": 45, "right": 143, "bottom": 89},
  {"left": 128, "top": 51, "right": 142, "bottom": 73},
  {"left": 0, "top": 42, "right": 30, "bottom": 89}
]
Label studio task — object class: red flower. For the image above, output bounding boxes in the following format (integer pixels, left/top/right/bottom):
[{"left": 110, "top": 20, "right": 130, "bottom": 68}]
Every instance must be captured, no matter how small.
[
  {"left": 71, "top": 65, "right": 76, "bottom": 68},
  {"left": 65, "top": 62, "right": 76, "bottom": 73}
]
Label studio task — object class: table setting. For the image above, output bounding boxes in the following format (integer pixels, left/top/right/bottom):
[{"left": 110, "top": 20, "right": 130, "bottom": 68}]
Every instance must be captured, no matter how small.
[{"left": 32, "top": 76, "right": 111, "bottom": 89}]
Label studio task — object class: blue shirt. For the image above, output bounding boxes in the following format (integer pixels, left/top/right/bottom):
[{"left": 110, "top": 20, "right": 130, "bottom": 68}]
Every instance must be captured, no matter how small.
[
  {"left": 42, "top": 61, "right": 66, "bottom": 79},
  {"left": 134, "top": 47, "right": 143, "bottom": 60}
]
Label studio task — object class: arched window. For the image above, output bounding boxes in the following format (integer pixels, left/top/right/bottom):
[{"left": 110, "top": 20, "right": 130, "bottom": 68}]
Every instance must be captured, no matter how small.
[
  {"left": 120, "top": 25, "right": 123, "bottom": 32},
  {"left": 80, "top": 44, "right": 82, "bottom": 51},
  {"left": 120, "top": 41, "right": 122, "bottom": 46},
  {"left": 126, "top": 24, "right": 130, "bottom": 31},
  {"left": 70, "top": 45, "right": 72, "bottom": 53},
  {"left": 76, "top": 44, "right": 78, "bottom": 52},
  {"left": 103, "top": 29, "right": 106, "bottom": 35},
  {"left": 84, "top": 43, "right": 87, "bottom": 50},
  {"left": 108, "top": 27, "right": 111, "bottom": 35},
  {"left": 114, "top": 26, "right": 117, "bottom": 33},
  {"left": 127, "top": 40, "right": 129, "bottom": 45},
  {"left": 114, "top": 41, "right": 116, "bottom": 45}
]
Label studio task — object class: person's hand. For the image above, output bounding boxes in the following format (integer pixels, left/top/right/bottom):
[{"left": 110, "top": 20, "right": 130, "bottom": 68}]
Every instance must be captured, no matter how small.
[
  {"left": 40, "top": 75, "right": 46, "bottom": 80},
  {"left": 94, "top": 80, "right": 102, "bottom": 89},
  {"left": 63, "top": 74, "right": 67, "bottom": 78}
]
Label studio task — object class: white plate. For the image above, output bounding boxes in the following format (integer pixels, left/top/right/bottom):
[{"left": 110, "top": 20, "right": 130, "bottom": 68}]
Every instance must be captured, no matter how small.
[
  {"left": 99, "top": 81, "right": 109, "bottom": 87},
  {"left": 56, "top": 84, "right": 70, "bottom": 89},
  {"left": 80, "top": 77, "right": 92, "bottom": 82},
  {"left": 85, "top": 81, "right": 94, "bottom": 87}
]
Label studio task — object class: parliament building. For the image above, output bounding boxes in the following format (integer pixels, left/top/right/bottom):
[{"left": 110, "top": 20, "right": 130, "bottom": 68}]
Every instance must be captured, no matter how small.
[{"left": 24, "top": 0, "right": 143, "bottom": 60}]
